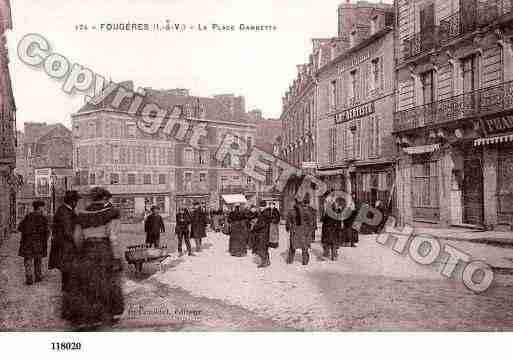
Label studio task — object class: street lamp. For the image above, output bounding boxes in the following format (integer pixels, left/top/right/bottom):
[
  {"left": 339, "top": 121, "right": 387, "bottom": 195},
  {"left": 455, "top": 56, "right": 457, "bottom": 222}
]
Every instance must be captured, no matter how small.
[{"left": 50, "top": 174, "right": 57, "bottom": 216}]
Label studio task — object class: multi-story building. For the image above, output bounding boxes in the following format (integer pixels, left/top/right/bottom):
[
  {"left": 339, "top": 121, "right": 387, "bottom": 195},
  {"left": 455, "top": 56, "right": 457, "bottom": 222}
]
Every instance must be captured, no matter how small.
[
  {"left": 279, "top": 51, "right": 321, "bottom": 213},
  {"left": 317, "top": 2, "right": 395, "bottom": 208},
  {"left": 0, "top": 0, "right": 16, "bottom": 243},
  {"left": 72, "top": 83, "right": 256, "bottom": 220},
  {"left": 393, "top": 0, "right": 513, "bottom": 229},
  {"left": 280, "top": 1, "right": 395, "bottom": 214},
  {"left": 15, "top": 122, "right": 73, "bottom": 220},
  {"left": 248, "top": 109, "right": 283, "bottom": 207}
]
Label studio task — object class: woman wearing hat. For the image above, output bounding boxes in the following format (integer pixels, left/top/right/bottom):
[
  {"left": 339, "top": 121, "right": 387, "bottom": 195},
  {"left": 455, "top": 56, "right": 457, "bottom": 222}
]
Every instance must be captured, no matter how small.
[{"left": 62, "top": 187, "right": 124, "bottom": 328}]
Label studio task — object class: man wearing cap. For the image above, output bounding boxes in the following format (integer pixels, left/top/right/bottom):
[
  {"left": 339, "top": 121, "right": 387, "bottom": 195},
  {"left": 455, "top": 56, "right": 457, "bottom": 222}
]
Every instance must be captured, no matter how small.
[
  {"left": 144, "top": 205, "right": 165, "bottom": 248},
  {"left": 286, "top": 196, "right": 313, "bottom": 265},
  {"left": 190, "top": 201, "right": 207, "bottom": 252},
  {"left": 17, "top": 200, "right": 50, "bottom": 285},
  {"left": 252, "top": 200, "right": 272, "bottom": 268},
  {"left": 49, "top": 190, "right": 80, "bottom": 291}
]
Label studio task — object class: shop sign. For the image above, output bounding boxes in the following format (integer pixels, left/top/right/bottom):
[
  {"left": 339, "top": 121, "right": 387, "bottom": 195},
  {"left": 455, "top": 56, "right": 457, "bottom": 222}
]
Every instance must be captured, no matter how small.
[
  {"left": 335, "top": 101, "right": 375, "bottom": 124},
  {"left": 481, "top": 115, "right": 513, "bottom": 135}
]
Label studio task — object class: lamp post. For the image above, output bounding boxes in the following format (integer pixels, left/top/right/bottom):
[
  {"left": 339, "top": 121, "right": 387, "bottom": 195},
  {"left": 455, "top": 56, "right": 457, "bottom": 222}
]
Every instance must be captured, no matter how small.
[{"left": 50, "top": 174, "right": 57, "bottom": 216}]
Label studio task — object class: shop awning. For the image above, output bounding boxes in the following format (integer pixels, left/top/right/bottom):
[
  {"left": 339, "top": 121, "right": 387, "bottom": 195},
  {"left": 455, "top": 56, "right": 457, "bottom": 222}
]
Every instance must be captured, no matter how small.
[
  {"left": 402, "top": 143, "right": 440, "bottom": 155},
  {"left": 474, "top": 134, "right": 513, "bottom": 147},
  {"left": 221, "top": 194, "right": 247, "bottom": 204}
]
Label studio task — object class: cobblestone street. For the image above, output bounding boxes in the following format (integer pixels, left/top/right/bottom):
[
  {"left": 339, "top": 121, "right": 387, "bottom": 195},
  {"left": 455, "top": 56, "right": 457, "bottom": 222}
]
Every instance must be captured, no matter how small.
[{"left": 3, "top": 224, "right": 513, "bottom": 331}]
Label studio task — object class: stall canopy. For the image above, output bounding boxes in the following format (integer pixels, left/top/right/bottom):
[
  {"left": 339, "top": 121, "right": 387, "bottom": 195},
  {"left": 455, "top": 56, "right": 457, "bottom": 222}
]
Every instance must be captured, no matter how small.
[
  {"left": 221, "top": 194, "right": 247, "bottom": 204},
  {"left": 402, "top": 143, "right": 440, "bottom": 155}
]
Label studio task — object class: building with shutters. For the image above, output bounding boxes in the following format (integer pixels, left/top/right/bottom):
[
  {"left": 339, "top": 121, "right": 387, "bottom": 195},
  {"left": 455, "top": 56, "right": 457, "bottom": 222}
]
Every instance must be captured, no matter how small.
[
  {"left": 72, "top": 83, "right": 256, "bottom": 220},
  {"left": 393, "top": 0, "right": 513, "bottom": 229},
  {"left": 316, "top": 2, "right": 395, "bottom": 213},
  {"left": 0, "top": 0, "right": 16, "bottom": 244},
  {"left": 279, "top": 1, "right": 395, "bottom": 216}
]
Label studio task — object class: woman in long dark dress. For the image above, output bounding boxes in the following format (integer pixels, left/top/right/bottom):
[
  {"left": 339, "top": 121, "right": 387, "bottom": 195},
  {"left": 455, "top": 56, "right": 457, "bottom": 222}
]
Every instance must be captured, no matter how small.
[
  {"left": 63, "top": 187, "right": 124, "bottom": 329},
  {"left": 228, "top": 205, "right": 249, "bottom": 257}
]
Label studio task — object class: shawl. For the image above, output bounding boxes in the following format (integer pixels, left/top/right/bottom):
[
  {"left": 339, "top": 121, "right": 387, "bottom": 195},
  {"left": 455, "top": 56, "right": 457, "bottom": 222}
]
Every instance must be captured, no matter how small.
[{"left": 77, "top": 202, "right": 121, "bottom": 229}]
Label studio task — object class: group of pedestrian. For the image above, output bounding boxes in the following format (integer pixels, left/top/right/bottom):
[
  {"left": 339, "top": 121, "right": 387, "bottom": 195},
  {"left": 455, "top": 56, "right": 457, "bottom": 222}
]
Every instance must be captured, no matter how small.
[
  {"left": 18, "top": 187, "right": 124, "bottom": 329},
  {"left": 143, "top": 201, "right": 208, "bottom": 257},
  {"left": 225, "top": 201, "right": 281, "bottom": 268}
]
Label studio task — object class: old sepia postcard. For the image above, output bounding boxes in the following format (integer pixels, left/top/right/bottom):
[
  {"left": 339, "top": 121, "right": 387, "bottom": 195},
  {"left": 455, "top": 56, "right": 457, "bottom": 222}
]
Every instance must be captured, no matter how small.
[{"left": 1, "top": 0, "right": 513, "bottom": 356}]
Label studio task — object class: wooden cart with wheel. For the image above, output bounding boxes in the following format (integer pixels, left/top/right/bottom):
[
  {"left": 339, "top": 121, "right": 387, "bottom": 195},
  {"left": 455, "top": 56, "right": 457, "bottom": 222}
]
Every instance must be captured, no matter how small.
[{"left": 125, "top": 244, "right": 171, "bottom": 272}]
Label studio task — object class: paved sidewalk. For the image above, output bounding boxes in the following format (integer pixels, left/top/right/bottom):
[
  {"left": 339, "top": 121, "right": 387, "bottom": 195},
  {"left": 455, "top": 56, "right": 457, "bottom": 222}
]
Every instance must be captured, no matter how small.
[{"left": 410, "top": 226, "right": 513, "bottom": 247}]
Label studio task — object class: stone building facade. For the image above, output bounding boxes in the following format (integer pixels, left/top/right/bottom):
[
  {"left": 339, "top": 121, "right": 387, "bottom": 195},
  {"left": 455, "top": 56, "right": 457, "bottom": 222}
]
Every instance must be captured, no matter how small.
[
  {"left": 72, "top": 83, "right": 256, "bottom": 220},
  {"left": 317, "top": 4, "right": 395, "bottom": 210},
  {"left": 393, "top": 0, "right": 513, "bottom": 229},
  {"left": 0, "top": 0, "right": 16, "bottom": 244}
]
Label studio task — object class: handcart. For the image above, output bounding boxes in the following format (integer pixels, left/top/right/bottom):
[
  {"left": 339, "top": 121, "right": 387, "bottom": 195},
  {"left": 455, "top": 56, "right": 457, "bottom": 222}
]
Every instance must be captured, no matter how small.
[{"left": 125, "top": 244, "right": 171, "bottom": 272}]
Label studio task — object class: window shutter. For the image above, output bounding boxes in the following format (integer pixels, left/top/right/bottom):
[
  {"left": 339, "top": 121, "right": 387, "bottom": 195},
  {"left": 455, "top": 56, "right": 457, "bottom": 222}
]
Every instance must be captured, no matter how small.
[{"left": 380, "top": 57, "right": 384, "bottom": 90}]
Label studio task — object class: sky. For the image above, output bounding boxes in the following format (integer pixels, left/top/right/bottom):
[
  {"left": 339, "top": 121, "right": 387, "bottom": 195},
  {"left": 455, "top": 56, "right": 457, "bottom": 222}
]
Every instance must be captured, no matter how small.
[{"left": 7, "top": 0, "right": 392, "bottom": 130}]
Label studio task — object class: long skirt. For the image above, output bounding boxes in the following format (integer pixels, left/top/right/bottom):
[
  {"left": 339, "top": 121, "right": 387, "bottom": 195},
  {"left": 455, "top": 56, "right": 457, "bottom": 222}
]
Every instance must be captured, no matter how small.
[
  {"left": 228, "top": 221, "right": 248, "bottom": 256},
  {"left": 62, "top": 239, "right": 124, "bottom": 326},
  {"left": 269, "top": 223, "right": 279, "bottom": 248}
]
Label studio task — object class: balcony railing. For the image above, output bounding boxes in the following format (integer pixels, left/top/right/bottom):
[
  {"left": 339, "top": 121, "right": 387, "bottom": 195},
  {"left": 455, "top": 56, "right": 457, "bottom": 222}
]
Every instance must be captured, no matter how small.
[
  {"left": 402, "top": 0, "right": 512, "bottom": 60},
  {"left": 393, "top": 80, "right": 513, "bottom": 132}
]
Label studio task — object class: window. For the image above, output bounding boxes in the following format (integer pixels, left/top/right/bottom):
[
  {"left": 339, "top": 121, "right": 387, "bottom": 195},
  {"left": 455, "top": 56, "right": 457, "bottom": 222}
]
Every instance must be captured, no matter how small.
[
  {"left": 89, "top": 172, "right": 96, "bottom": 185},
  {"left": 413, "top": 161, "right": 439, "bottom": 208},
  {"left": 95, "top": 121, "right": 103, "bottom": 137},
  {"left": 156, "top": 196, "right": 166, "bottom": 211},
  {"left": 330, "top": 80, "right": 337, "bottom": 111},
  {"left": 371, "top": 58, "right": 380, "bottom": 92},
  {"left": 112, "top": 145, "right": 120, "bottom": 163},
  {"left": 143, "top": 174, "right": 152, "bottom": 185},
  {"left": 111, "top": 120, "right": 121, "bottom": 138},
  {"left": 199, "top": 150, "right": 208, "bottom": 165},
  {"left": 199, "top": 172, "right": 207, "bottom": 190},
  {"left": 368, "top": 116, "right": 380, "bottom": 158},
  {"left": 127, "top": 173, "right": 136, "bottom": 185},
  {"left": 232, "top": 176, "right": 240, "bottom": 183},
  {"left": 158, "top": 174, "right": 166, "bottom": 185},
  {"left": 159, "top": 148, "right": 166, "bottom": 165},
  {"left": 184, "top": 172, "right": 192, "bottom": 191},
  {"left": 421, "top": 70, "right": 434, "bottom": 105},
  {"left": 89, "top": 122, "right": 96, "bottom": 138},
  {"left": 127, "top": 122, "right": 136, "bottom": 139},
  {"left": 265, "top": 168, "right": 273, "bottom": 186},
  {"left": 247, "top": 136, "right": 253, "bottom": 149},
  {"left": 184, "top": 148, "right": 194, "bottom": 163},
  {"left": 329, "top": 127, "right": 337, "bottom": 163},
  {"left": 349, "top": 70, "right": 358, "bottom": 103},
  {"left": 462, "top": 56, "right": 479, "bottom": 93},
  {"left": 110, "top": 173, "right": 120, "bottom": 185}
]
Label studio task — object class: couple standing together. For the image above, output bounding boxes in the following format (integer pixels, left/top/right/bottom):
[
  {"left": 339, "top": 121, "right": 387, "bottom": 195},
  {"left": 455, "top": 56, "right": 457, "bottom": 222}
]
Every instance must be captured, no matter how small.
[{"left": 48, "top": 187, "right": 124, "bottom": 329}]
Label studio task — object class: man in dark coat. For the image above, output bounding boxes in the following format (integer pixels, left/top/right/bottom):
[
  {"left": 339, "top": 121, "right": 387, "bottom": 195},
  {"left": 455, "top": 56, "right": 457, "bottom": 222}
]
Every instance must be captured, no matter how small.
[
  {"left": 49, "top": 190, "right": 80, "bottom": 291},
  {"left": 321, "top": 199, "right": 344, "bottom": 261},
  {"left": 18, "top": 200, "right": 50, "bottom": 285},
  {"left": 190, "top": 201, "right": 207, "bottom": 252},
  {"left": 286, "top": 198, "right": 314, "bottom": 265},
  {"left": 252, "top": 201, "right": 271, "bottom": 268},
  {"left": 144, "top": 205, "right": 165, "bottom": 248},
  {"left": 175, "top": 207, "right": 193, "bottom": 256}
]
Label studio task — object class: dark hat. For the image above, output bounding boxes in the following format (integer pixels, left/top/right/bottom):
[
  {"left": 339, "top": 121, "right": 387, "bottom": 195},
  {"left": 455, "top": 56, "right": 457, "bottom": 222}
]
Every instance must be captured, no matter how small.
[
  {"left": 64, "top": 190, "right": 81, "bottom": 203},
  {"left": 32, "top": 200, "right": 45, "bottom": 210},
  {"left": 89, "top": 186, "right": 112, "bottom": 201},
  {"left": 151, "top": 205, "right": 159, "bottom": 211},
  {"left": 259, "top": 200, "right": 267, "bottom": 207},
  {"left": 193, "top": 201, "right": 200, "bottom": 205}
]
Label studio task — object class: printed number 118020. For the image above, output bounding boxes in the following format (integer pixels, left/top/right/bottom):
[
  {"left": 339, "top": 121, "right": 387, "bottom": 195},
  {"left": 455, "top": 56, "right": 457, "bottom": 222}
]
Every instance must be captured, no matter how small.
[{"left": 51, "top": 342, "right": 82, "bottom": 351}]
